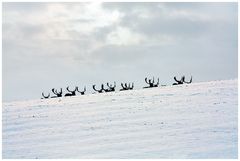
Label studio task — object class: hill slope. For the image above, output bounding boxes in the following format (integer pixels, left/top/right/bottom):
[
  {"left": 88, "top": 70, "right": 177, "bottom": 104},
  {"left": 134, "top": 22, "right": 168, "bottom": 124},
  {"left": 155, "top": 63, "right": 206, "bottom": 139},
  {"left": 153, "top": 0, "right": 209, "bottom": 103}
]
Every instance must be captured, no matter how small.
[{"left": 2, "top": 79, "right": 238, "bottom": 159}]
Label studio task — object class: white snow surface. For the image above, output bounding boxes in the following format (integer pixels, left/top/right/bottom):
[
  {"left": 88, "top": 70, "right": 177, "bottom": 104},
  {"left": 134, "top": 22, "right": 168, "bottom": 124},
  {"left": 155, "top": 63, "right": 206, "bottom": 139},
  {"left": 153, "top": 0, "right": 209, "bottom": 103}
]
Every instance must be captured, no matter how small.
[{"left": 3, "top": 79, "right": 238, "bottom": 159}]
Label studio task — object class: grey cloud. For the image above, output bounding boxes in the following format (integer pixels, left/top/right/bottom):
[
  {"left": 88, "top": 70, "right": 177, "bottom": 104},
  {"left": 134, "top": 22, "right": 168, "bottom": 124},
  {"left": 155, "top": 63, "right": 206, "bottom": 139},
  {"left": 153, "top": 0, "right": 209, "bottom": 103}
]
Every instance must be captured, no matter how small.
[{"left": 2, "top": 2, "right": 238, "bottom": 101}]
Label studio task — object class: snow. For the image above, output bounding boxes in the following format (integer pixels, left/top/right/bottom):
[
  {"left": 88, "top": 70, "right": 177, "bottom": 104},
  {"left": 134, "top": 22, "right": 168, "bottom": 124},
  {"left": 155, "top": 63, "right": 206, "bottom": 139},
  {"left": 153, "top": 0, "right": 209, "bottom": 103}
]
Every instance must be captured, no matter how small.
[{"left": 2, "top": 79, "right": 238, "bottom": 159}]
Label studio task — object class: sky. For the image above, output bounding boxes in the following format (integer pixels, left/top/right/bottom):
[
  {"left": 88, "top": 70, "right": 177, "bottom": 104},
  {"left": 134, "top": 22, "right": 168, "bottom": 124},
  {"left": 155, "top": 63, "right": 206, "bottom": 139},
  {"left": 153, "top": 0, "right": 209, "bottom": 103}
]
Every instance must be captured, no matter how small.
[{"left": 2, "top": 2, "right": 238, "bottom": 102}]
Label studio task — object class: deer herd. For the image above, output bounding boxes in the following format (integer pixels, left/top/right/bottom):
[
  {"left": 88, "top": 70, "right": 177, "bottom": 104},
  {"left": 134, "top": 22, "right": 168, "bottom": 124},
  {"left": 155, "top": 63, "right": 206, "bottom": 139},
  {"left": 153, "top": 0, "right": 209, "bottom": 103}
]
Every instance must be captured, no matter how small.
[{"left": 42, "top": 76, "right": 192, "bottom": 99}]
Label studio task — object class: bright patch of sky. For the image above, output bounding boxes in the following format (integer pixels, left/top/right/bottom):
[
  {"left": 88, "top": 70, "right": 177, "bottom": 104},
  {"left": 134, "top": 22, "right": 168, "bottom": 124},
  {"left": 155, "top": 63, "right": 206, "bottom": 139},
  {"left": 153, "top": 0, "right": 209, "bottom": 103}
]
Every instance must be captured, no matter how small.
[{"left": 2, "top": 2, "right": 238, "bottom": 101}]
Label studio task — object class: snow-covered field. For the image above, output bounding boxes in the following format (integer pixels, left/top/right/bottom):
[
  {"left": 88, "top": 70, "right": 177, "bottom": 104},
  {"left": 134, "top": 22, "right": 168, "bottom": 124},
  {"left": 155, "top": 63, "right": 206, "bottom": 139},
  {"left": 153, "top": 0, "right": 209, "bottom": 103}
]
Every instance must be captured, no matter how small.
[{"left": 2, "top": 79, "right": 238, "bottom": 159}]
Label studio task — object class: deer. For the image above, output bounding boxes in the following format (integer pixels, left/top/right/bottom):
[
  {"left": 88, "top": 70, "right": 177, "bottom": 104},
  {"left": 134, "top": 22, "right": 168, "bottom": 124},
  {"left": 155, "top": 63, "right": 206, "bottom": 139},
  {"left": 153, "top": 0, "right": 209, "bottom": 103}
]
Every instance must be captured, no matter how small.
[
  {"left": 183, "top": 76, "right": 192, "bottom": 84},
  {"left": 51, "top": 88, "right": 63, "bottom": 98},
  {"left": 41, "top": 92, "right": 50, "bottom": 99},
  {"left": 93, "top": 84, "right": 105, "bottom": 93},
  {"left": 173, "top": 76, "right": 192, "bottom": 85},
  {"left": 103, "top": 82, "right": 116, "bottom": 92},
  {"left": 120, "top": 82, "right": 134, "bottom": 91},
  {"left": 173, "top": 76, "right": 184, "bottom": 85},
  {"left": 77, "top": 86, "right": 86, "bottom": 95},
  {"left": 143, "top": 77, "right": 159, "bottom": 88},
  {"left": 65, "top": 86, "right": 77, "bottom": 97}
]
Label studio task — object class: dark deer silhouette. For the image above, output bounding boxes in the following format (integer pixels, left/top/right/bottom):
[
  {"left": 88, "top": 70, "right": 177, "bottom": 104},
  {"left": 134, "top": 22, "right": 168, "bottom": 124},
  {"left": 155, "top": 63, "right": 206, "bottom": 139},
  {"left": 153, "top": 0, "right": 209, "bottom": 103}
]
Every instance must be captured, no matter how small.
[
  {"left": 65, "top": 86, "right": 77, "bottom": 97},
  {"left": 77, "top": 86, "right": 86, "bottom": 95},
  {"left": 173, "top": 76, "right": 192, "bottom": 85},
  {"left": 93, "top": 84, "right": 104, "bottom": 93},
  {"left": 183, "top": 76, "right": 192, "bottom": 84},
  {"left": 51, "top": 88, "right": 63, "bottom": 98},
  {"left": 104, "top": 82, "right": 116, "bottom": 92},
  {"left": 173, "top": 76, "right": 184, "bottom": 85},
  {"left": 129, "top": 83, "right": 134, "bottom": 90},
  {"left": 120, "top": 82, "right": 134, "bottom": 91},
  {"left": 41, "top": 92, "right": 50, "bottom": 99},
  {"left": 143, "top": 77, "right": 159, "bottom": 88}
]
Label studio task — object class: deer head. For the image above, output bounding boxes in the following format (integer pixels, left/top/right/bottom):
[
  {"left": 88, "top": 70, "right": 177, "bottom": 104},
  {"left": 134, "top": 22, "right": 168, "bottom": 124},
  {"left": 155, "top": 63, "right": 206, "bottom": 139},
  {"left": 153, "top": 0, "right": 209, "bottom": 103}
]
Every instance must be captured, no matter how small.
[
  {"left": 173, "top": 76, "right": 192, "bottom": 85},
  {"left": 120, "top": 83, "right": 128, "bottom": 91},
  {"left": 173, "top": 76, "right": 184, "bottom": 85},
  {"left": 144, "top": 77, "right": 159, "bottom": 88},
  {"left": 106, "top": 82, "right": 116, "bottom": 92},
  {"left": 51, "top": 88, "right": 62, "bottom": 98},
  {"left": 93, "top": 84, "right": 104, "bottom": 93},
  {"left": 120, "top": 82, "right": 134, "bottom": 91},
  {"left": 65, "top": 86, "right": 77, "bottom": 97},
  {"left": 77, "top": 86, "right": 86, "bottom": 95}
]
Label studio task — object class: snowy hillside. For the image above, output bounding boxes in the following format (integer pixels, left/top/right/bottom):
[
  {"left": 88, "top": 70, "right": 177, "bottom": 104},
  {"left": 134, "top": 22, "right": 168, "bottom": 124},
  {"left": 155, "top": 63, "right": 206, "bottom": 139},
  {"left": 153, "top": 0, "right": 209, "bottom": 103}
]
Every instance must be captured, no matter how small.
[{"left": 2, "top": 79, "right": 238, "bottom": 159}]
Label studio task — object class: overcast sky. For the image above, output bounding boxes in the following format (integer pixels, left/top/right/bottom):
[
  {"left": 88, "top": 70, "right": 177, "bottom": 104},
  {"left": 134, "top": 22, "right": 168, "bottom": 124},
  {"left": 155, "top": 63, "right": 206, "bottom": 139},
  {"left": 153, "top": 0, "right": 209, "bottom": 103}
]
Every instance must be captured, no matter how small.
[{"left": 3, "top": 2, "right": 238, "bottom": 102}]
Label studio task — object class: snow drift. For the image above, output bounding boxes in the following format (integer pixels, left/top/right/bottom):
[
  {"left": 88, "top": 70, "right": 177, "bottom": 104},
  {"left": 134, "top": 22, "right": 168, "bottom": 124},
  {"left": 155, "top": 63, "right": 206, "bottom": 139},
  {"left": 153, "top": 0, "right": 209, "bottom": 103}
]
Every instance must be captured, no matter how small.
[{"left": 2, "top": 79, "right": 238, "bottom": 159}]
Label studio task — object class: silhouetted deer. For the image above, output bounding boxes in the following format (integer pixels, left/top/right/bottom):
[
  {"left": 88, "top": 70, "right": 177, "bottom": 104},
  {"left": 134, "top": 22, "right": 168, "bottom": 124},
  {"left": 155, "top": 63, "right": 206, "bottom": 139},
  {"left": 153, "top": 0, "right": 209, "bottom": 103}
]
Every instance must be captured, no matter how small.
[
  {"left": 51, "top": 88, "right": 63, "bottom": 98},
  {"left": 103, "top": 82, "right": 116, "bottom": 92},
  {"left": 120, "top": 82, "right": 134, "bottom": 91},
  {"left": 93, "top": 84, "right": 104, "bottom": 93},
  {"left": 173, "top": 76, "right": 192, "bottom": 85},
  {"left": 183, "top": 76, "right": 192, "bottom": 84},
  {"left": 65, "top": 86, "right": 77, "bottom": 97},
  {"left": 143, "top": 77, "right": 159, "bottom": 88},
  {"left": 77, "top": 86, "right": 86, "bottom": 95},
  {"left": 41, "top": 92, "right": 50, "bottom": 99},
  {"left": 173, "top": 76, "right": 184, "bottom": 85}
]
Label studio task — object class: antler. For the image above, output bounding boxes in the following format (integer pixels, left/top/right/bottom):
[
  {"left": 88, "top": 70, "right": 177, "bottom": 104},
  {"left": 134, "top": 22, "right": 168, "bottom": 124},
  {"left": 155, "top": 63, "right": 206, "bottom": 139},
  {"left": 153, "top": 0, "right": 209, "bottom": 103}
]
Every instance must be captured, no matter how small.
[
  {"left": 124, "top": 83, "right": 128, "bottom": 89},
  {"left": 57, "top": 88, "right": 63, "bottom": 95},
  {"left": 52, "top": 88, "right": 57, "bottom": 95},
  {"left": 66, "top": 86, "right": 76, "bottom": 93},
  {"left": 183, "top": 76, "right": 192, "bottom": 84},
  {"left": 107, "top": 83, "right": 111, "bottom": 88},
  {"left": 129, "top": 82, "right": 134, "bottom": 90},
  {"left": 120, "top": 83, "right": 128, "bottom": 91},
  {"left": 51, "top": 88, "right": 62, "bottom": 97},
  {"left": 145, "top": 78, "right": 150, "bottom": 85},
  {"left": 77, "top": 86, "right": 86, "bottom": 95},
  {"left": 83, "top": 86, "right": 86, "bottom": 92},
  {"left": 42, "top": 92, "right": 50, "bottom": 99},
  {"left": 93, "top": 84, "right": 104, "bottom": 93},
  {"left": 174, "top": 76, "right": 182, "bottom": 83},
  {"left": 156, "top": 78, "right": 159, "bottom": 85},
  {"left": 93, "top": 85, "right": 98, "bottom": 92},
  {"left": 181, "top": 76, "right": 185, "bottom": 82},
  {"left": 107, "top": 82, "right": 116, "bottom": 88}
]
